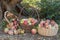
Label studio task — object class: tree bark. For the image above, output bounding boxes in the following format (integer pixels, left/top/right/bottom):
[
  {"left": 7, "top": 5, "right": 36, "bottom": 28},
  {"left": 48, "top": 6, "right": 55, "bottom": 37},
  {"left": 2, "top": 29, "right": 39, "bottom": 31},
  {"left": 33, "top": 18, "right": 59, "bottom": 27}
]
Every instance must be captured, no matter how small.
[{"left": 0, "top": 1, "right": 3, "bottom": 22}]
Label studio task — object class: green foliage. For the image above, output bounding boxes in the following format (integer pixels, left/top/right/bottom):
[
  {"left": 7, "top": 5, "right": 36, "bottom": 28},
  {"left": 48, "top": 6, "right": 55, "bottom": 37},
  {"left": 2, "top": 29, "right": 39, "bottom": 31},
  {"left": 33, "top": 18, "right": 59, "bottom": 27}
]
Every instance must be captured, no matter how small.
[
  {"left": 21, "top": 0, "right": 41, "bottom": 8},
  {"left": 0, "top": 20, "right": 7, "bottom": 30},
  {"left": 20, "top": 0, "right": 60, "bottom": 24},
  {"left": 37, "top": 1, "right": 60, "bottom": 19},
  {"left": 20, "top": 0, "right": 41, "bottom": 18},
  {"left": 41, "top": 1, "right": 60, "bottom": 24}
]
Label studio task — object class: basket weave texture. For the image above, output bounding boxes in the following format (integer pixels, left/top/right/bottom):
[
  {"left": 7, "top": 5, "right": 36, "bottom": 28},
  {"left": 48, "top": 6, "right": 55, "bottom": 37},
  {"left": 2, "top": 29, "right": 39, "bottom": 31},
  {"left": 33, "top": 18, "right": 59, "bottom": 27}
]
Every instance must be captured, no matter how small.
[{"left": 38, "top": 25, "right": 58, "bottom": 36}]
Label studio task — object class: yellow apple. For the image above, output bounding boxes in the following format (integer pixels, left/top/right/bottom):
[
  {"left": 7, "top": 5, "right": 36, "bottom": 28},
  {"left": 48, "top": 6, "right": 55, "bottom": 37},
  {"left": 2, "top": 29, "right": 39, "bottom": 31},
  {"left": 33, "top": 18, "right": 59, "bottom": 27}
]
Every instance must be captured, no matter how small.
[
  {"left": 17, "top": 29, "right": 21, "bottom": 34},
  {"left": 14, "top": 30, "right": 18, "bottom": 35},
  {"left": 20, "top": 30, "right": 25, "bottom": 34},
  {"left": 4, "top": 28, "right": 9, "bottom": 33}
]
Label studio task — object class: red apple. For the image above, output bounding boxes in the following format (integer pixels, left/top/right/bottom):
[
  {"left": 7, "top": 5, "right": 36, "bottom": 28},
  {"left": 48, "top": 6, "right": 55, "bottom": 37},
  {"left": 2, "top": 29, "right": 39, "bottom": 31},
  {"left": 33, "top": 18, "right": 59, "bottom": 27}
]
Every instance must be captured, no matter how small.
[
  {"left": 14, "top": 24, "right": 18, "bottom": 28},
  {"left": 31, "top": 29, "right": 37, "bottom": 35},
  {"left": 29, "top": 18, "right": 33, "bottom": 21},
  {"left": 23, "top": 20, "right": 28, "bottom": 25},
  {"left": 50, "top": 20, "right": 55, "bottom": 26},
  {"left": 31, "top": 19, "right": 35, "bottom": 23},
  {"left": 8, "top": 30, "right": 13, "bottom": 35},
  {"left": 45, "top": 23, "right": 48, "bottom": 26},
  {"left": 11, "top": 26, "right": 16, "bottom": 30},
  {"left": 32, "top": 20, "right": 37, "bottom": 25},
  {"left": 40, "top": 20, "right": 45, "bottom": 27},
  {"left": 29, "top": 18, "right": 34, "bottom": 23},
  {"left": 13, "top": 21, "right": 17, "bottom": 25},
  {"left": 45, "top": 19, "right": 50, "bottom": 24},
  {"left": 40, "top": 22, "right": 45, "bottom": 27}
]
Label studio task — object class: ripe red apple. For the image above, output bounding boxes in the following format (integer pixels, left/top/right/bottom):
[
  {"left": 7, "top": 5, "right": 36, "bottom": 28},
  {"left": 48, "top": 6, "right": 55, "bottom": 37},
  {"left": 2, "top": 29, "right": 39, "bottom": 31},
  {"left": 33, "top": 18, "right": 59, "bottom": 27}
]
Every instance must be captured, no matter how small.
[
  {"left": 45, "top": 23, "right": 48, "bottom": 26},
  {"left": 31, "top": 29, "right": 37, "bottom": 35},
  {"left": 50, "top": 20, "right": 55, "bottom": 26},
  {"left": 23, "top": 20, "right": 28, "bottom": 25},
  {"left": 31, "top": 20, "right": 37, "bottom": 25},
  {"left": 29, "top": 18, "right": 34, "bottom": 23},
  {"left": 45, "top": 19, "right": 50, "bottom": 24},
  {"left": 40, "top": 20, "right": 45, "bottom": 27},
  {"left": 29, "top": 18, "right": 33, "bottom": 21},
  {"left": 31, "top": 19, "right": 35, "bottom": 23},
  {"left": 13, "top": 20, "right": 17, "bottom": 25},
  {"left": 11, "top": 26, "right": 16, "bottom": 30},
  {"left": 8, "top": 30, "right": 13, "bottom": 35}
]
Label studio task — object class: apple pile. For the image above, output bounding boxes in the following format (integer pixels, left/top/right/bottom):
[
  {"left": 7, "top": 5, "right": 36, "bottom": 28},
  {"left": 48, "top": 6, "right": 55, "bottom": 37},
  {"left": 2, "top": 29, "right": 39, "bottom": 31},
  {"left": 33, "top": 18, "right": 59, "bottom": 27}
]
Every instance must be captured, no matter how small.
[
  {"left": 20, "top": 18, "right": 38, "bottom": 26},
  {"left": 28, "top": 18, "right": 38, "bottom": 25},
  {"left": 39, "top": 19, "right": 58, "bottom": 29},
  {"left": 4, "top": 18, "right": 25, "bottom": 35},
  {"left": 4, "top": 28, "right": 25, "bottom": 35}
]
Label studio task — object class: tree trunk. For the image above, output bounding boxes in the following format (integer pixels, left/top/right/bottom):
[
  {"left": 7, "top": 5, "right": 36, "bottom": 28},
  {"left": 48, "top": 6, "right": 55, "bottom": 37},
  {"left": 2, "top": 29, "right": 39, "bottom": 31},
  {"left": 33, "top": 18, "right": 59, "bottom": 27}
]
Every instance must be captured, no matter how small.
[{"left": 0, "top": 2, "right": 2, "bottom": 22}]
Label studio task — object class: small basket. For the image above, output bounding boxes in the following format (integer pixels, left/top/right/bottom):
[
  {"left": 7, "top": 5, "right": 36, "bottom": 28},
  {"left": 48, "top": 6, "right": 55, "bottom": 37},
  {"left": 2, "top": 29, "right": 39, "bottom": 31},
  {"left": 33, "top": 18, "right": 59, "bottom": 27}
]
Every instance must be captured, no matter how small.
[
  {"left": 38, "top": 26, "right": 59, "bottom": 36},
  {"left": 4, "top": 11, "right": 18, "bottom": 29}
]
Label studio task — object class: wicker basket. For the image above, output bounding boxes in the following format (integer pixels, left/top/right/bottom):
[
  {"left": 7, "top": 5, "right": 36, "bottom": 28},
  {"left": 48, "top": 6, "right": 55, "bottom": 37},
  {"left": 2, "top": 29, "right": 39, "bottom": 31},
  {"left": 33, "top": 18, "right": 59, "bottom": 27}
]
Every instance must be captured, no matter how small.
[
  {"left": 4, "top": 11, "right": 19, "bottom": 29},
  {"left": 38, "top": 25, "right": 59, "bottom": 36},
  {"left": 20, "top": 24, "right": 33, "bottom": 33},
  {"left": 20, "top": 17, "right": 38, "bottom": 33}
]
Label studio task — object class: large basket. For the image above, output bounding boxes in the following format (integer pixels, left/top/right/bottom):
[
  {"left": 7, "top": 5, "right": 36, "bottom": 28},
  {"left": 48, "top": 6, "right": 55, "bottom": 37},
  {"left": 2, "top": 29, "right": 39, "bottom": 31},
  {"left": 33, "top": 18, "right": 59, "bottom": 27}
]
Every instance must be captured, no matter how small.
[{"left": 38, "top": 25, "right": 59, "bottom": 36}]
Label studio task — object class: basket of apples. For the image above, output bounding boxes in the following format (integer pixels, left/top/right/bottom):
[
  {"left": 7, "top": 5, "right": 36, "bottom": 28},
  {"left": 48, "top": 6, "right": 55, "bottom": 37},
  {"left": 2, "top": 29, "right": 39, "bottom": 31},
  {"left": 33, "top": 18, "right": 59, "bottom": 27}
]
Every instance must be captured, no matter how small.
[
  {"left": 38, "top": 19, "right": 59, "bottom": 36},
  {"left": 3, "top": 11, "right": 25, "bottom": 35},
  {"left": 20, "top": 18, "right": 38, "bottom": 33}
]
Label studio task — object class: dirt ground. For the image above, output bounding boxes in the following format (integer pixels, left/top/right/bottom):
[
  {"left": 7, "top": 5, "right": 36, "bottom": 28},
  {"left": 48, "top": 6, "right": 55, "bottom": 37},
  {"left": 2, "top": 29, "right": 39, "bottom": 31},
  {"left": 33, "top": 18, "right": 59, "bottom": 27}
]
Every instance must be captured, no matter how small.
[{"left": 0, "top": 32, "right": 59, "bottom": 40}]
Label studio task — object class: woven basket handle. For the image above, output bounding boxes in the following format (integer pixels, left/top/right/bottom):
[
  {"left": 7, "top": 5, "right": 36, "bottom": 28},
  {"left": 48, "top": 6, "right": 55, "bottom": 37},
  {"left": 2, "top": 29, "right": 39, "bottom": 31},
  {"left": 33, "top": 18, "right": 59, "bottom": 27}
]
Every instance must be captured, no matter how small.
[
  {"left": 17, "top": 6, "right": 40, "bottom": 21},
  {"left": 4, "top": 11, "right": 10, "bottom": 24},
  {"left": 31, "top": 8, "right": 40, "bottom": 21},
  {"left": 4, "top": 11, "right": 18, "bottom": 23},
  {"left": 35, "top": 9, "right": 40, "bottom": 21}
]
